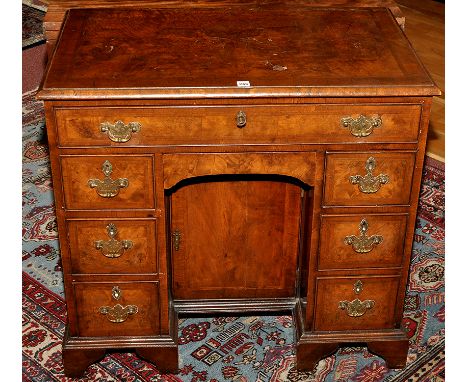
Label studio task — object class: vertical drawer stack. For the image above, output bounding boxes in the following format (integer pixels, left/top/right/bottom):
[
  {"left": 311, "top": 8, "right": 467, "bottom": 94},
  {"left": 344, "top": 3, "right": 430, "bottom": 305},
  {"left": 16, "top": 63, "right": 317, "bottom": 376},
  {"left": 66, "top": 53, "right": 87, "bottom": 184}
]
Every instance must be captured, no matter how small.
[
  {"left": 315, "top": 105, "right": 421, "bottom": 334},
  {"left": 53, "top": 116, "right": 163, "bottom": 341}
]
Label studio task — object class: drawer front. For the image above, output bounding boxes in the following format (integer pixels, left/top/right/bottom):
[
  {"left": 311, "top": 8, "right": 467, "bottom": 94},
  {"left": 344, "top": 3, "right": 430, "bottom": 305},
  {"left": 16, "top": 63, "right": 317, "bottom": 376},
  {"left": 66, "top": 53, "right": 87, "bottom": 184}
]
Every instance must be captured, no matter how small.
[
  {"left": 67, "top": 219, "right": 157, "bottom": 274},
  {"left": 74, "top": 281, "right": 160, "bottom": 337},
  {"left": 60, "top": 155, "right": 155, "bottom": 210},
  {"left": 314, "top": 276, "right": 400, "bottom": 331},
  {"left": 54, "top": 104, "right": 421, "bottom": 146},
  {"left": 318, "top": 214, "right": 408, "bottom": 270},
  {"left": 323, "top": 152, "right": 416, "bottom": 206}
]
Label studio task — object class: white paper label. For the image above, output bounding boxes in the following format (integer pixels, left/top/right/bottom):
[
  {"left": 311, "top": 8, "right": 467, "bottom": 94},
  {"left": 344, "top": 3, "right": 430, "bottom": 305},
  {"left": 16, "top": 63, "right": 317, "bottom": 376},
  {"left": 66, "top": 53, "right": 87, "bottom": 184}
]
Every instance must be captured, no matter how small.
[{"left": 237, "top": 81, "right": 251, "bottom": 88}]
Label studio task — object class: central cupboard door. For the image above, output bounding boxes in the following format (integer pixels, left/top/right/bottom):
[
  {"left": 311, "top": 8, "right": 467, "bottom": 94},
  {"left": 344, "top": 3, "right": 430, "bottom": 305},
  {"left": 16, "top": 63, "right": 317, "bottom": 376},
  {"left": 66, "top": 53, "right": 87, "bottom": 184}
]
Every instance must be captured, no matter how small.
[{"left": 169, "top": 177, "right": 304, "bottom": 299}]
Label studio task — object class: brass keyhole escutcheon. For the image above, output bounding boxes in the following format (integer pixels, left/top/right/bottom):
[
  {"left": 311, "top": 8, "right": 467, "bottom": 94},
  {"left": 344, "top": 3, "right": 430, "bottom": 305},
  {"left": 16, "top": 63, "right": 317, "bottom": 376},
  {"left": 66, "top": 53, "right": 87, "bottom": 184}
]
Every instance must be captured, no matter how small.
[
  {"left": 111, "top": 286, "right": 121, "bottom": 300},
  {"left": 172, "top": 229, "right": 181, "bottom": 251},
  {"left": 353, "top": 280, "right": 363, "bottom": 295},
  {"left": 236, "top": 110, "right": 247, "bottom": 128}
]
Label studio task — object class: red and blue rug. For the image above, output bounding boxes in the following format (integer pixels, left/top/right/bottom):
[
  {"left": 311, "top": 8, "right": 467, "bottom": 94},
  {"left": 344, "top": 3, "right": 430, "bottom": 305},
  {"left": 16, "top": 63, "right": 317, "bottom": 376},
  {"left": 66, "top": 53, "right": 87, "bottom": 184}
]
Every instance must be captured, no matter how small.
[{"left": 22, "top": 89, "right": 445, "bottom": 381}]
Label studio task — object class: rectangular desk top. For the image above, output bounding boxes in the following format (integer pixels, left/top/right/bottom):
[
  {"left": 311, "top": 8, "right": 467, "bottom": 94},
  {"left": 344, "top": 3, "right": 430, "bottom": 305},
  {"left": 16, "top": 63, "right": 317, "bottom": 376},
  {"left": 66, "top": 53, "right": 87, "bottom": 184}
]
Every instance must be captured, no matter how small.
[{"left": 38, "top": 7, "right": 439, "bottom": 100}]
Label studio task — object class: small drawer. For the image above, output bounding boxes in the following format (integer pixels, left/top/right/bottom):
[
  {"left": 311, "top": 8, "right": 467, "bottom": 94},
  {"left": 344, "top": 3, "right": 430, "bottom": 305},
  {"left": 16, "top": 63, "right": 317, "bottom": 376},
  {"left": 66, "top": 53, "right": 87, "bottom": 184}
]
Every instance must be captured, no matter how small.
[
  {"left": 54, "top": 104, "right": 421, "bottom": 147},
  {"left": 314, "top": 276, "right": 400, "bottom": 331},
  {"left": 67, "top": 219, "right": 158, "bottom": 274},
  {"left": 323, "top": 152, "right": 416, "bottom": 206},
  {"left": 318, "top": 214, "right": 408, "bottom": 270},
  {"left": 60, "top": 155, "right": 155, "bottom": 210},
  {"left": 74, "top": 281, "right": 160, "bottom": 337}
]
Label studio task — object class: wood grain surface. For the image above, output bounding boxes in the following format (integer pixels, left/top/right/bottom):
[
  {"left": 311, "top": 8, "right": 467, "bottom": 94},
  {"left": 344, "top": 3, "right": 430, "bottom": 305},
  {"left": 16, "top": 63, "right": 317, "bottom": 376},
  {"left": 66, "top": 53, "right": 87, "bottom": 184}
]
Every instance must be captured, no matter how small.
[
  {"left": 323, "top": 151, "right": 416, "bottom": 206},
  {"left": 67, "top": 219, "right": 158, "bottom": 274},
  {"left": 60, "top": 155, "right": 155, "bottom": 210},
  {"left": 163, "top": 152, "right": 316, "bottom": 189},
  {"left": 170, "top": 178, "right": 302, "bottom": 299},
  {"left": 318, "top": 214, "right": 408, "bottom": 270},
  {"left": 38, "top": 5, "right": 440, "bottom": 375},
  {"left": 314, "top": 275, "right": 400, "bottom": 331},
  {"left": 73, "top": 281, "right": 161, "bottom": 337},
  {"left": 38, "top": 7, "right": 439, "bottom": 99},
  {"left": 42, "top": 0, "right": 407, "bottom": 55},
  {"left": 53, "top": 104, "right": 422, "bottom": 147}
]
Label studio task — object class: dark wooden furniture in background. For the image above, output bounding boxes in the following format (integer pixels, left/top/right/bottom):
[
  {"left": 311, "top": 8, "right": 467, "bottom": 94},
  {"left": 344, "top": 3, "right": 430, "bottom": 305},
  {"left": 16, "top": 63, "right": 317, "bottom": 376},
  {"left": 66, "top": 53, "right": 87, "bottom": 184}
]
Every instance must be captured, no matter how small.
[
  {"left": 42, "top": 0, "right": 406, "bottom": 57},
  {"left": 37, "top": 7, "right": 439, "bottom": 377}
]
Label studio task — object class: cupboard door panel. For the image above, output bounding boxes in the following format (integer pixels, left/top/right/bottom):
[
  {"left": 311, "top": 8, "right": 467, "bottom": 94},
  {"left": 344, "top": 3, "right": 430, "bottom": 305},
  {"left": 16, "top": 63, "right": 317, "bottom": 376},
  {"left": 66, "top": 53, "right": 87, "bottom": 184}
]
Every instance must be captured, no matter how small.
[{"left": 170, "top": 178, "right": 302, "bottom": 299}]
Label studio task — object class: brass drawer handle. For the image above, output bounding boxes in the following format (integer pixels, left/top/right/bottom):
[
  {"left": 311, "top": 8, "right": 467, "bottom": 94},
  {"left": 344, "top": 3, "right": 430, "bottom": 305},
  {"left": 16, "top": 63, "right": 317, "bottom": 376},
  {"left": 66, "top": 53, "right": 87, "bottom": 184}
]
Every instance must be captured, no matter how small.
[
  {"left": 349, "top": 157, "right": 389, "bottom": 194},
  {"left": 344, "top": 219, "right": 383, "bottom": 253},
  {"left": 341, "top": 115, "right": 382, "bottom": 137},
  {"left": 99, "top": 286, "right": 138, "bottom": 323},
  {"left": 88, "top": 160, "right": 129, "bottom": 198},
  {"left": 236, "top": 110, "right": 247, "bottom": 128},
  {"left": 94, "top": 223, "right": 133, "bottom": 258},
  {"left": 338, "top": 280, "right": 375, "bottom": 317},
  {"left": 100, "top": 120, "right": 141, "bottom": 143},
  {"left": 339, "top": 298, "right": 375, "bottom": 317}
]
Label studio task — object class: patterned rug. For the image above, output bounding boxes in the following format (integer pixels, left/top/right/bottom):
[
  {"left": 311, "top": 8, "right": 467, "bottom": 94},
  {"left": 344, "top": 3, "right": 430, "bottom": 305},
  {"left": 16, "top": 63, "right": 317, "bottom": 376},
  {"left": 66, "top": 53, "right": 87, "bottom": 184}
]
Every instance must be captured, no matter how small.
[
  {"left": 22, "top": 89, "right": 445, "bottom": 381},
  {"left": 22, "top": 4, "right": 46, "bottom": 48}
]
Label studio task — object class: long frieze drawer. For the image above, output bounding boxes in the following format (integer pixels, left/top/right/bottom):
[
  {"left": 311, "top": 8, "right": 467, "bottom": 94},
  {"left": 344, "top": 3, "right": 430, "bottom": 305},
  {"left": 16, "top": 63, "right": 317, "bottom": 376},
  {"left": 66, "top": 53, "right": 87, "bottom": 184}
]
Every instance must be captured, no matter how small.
[
  {"left": 318, "top": 214, "right": 408, "bottom": 270},
  {"left": 314, "top": 276, "right": 400, "bottom": 331},
  {"left": 67, "top": 219, "right": 158, "bottom": 274},
  {"left": 60, "top": 155, "right": 155, "bottom": 210},
  {"left": 73, "top": 281, "right": 160, "bottom": 337},
  {"left": 323, "top": 151, "right": 416, "bottom": 206},
  {"left": 53, "top": 104, "right": 422, "bottom": 147}
]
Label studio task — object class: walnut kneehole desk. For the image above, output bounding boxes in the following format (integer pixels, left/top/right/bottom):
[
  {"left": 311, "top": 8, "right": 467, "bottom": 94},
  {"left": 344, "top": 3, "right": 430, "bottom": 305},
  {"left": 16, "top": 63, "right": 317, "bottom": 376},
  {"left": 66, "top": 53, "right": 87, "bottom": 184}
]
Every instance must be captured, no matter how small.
[{"left": 37, "top": 7, "right": 440, "bottom": 378}]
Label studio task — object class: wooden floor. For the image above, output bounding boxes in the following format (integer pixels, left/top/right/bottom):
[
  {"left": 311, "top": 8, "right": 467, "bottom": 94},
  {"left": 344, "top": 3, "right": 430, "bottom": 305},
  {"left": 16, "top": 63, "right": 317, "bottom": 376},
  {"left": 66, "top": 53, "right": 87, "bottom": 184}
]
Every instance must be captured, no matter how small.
[{"left": 396, "top": 0, "right": 445, "bottom": 161}]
